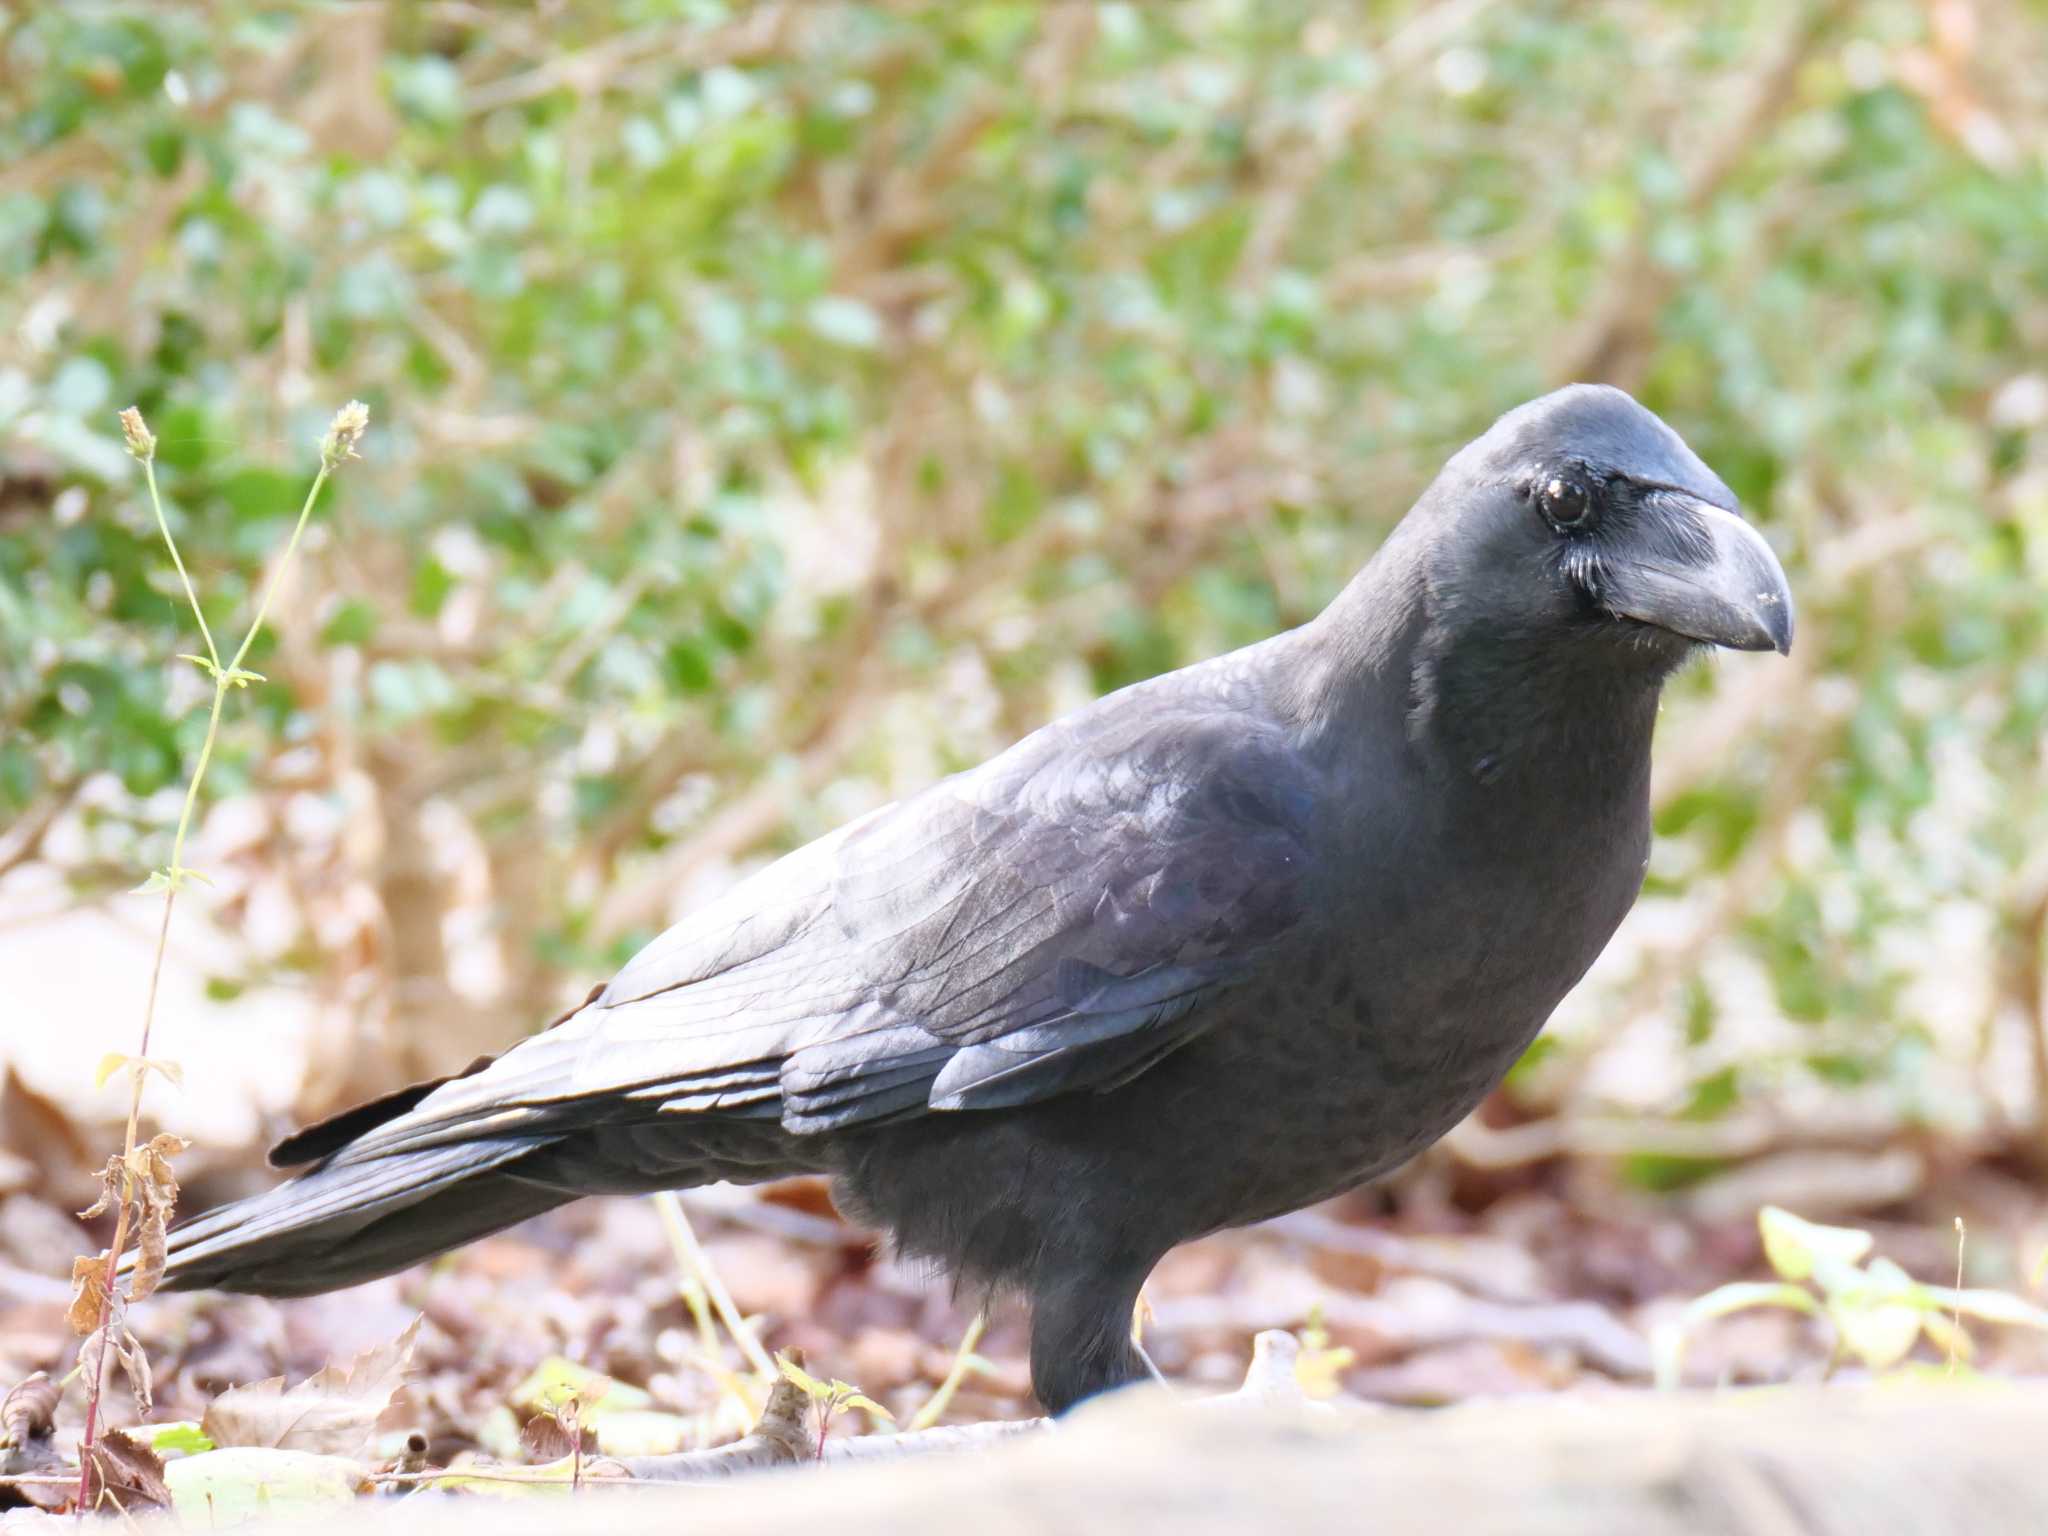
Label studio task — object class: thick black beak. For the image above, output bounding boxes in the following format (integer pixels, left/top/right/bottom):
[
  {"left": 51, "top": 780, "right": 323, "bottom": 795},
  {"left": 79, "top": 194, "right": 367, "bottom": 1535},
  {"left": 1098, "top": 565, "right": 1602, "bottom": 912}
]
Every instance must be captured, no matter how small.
[{"left": 1601, "top": 497, "right": 1794, "bottom": 655}]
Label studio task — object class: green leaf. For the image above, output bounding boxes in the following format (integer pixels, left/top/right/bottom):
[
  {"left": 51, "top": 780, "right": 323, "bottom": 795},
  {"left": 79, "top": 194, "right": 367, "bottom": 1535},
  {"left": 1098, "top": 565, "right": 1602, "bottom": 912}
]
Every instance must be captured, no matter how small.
[
  {"left": 1937, "top": 1287, "right": 2048, "bottom": 1331},
  {"left": 1758, "top": 1206, "right": 1873, "bottom": 1285},
  {"left": 775, "top": 1353, "right": 828, "bottom": 1400},
  {"left": 319, "top": 598, "right": 378, "bottom": 648},
  {"left": 410, "top": 555, "right": 456, "bottom": 619},
  {"left": 507, "top": 1357, "right": 649, "bottom": 1418},
  {"left": 1834, "top": 1299, "right": 1923, "bottom": 1370},
  {"left": 1654, "top": 1281, "right": 1821, "bottom": 1389},
  {"left": 144, "top": 1421, "right": 216, "bottom": 1458},
  {"left": 588, "top": 1410, "right": 696, "bottom": 1458},
  {"left": 164, "top": 1448, "right": 364, "bottom": 1526}
]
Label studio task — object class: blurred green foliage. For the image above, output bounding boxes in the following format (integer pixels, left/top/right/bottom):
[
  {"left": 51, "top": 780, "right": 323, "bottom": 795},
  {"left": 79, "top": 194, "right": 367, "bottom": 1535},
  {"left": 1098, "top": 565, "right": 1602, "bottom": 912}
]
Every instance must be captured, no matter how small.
[{"left": 2, "top": 1, "right": 2045, "bottom": 1151}]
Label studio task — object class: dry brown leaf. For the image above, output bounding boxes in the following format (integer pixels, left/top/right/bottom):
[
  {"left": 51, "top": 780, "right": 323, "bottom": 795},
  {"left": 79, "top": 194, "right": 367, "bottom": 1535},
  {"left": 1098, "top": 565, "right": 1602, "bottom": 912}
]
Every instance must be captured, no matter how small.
[
  {"left": 82, "top": 1427, "right": 170, "bottom": 1513},
  {"left": 0, "top": 1069, "right": 95, "bottom": 1211},
  {"left": 519, "top": 1412, "right": 575, "bottom": 1462},
  {"left": 77, "top": 1320, "right": 154, "bottom": 1418},
  {"left": 67, "top": 1251, "right": 110, "bottom": 1336},
  {"left": 201, "top": 1317, "right": 421, "bottom": 1458},
  {"left": 109, "top": 1326, "right": 154, "bottom": 1417},
  {"left": 127, "top": 1135, "right": 184, "bottom": 1302},
  {"left": 1, "top": 1374, "right": 58, "bottom": 1449},
  {"left": 131, "top": 1209, "right": 167, "bottom": 1302},
  {"left": 76, "top": 1156, "right": 123, "bottom": 1223},
  {"left": 0, "top": 1437, "right": 72, "bottom": 1514},
  {"left": 75, "top": 1133, "right": 184, "bottom": 1309}
]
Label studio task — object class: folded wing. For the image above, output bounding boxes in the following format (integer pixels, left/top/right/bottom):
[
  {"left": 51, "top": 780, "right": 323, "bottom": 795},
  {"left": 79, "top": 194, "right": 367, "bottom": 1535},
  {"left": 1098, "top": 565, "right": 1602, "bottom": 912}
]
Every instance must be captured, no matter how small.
[{"left": 303, "top": 668, "right": 1320, "bottom": 1166}]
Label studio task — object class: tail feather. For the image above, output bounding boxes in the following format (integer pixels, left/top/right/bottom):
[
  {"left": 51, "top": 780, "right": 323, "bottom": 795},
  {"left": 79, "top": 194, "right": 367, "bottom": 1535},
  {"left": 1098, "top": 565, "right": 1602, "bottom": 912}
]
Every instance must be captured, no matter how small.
[{"left": 153, "top": 1136, "right": 558, "bottom": 1296}]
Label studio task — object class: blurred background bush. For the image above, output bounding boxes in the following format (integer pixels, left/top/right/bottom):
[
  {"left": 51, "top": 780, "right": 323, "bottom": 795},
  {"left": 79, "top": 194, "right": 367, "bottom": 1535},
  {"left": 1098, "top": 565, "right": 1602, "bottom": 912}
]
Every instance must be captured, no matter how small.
[{"left": 2, "top": 0, "right": 2046, "bottom": 1234}]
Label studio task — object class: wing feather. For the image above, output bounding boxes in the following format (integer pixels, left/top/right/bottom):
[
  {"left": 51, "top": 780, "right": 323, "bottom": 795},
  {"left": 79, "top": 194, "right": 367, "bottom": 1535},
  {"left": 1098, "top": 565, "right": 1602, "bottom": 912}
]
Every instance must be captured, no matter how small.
[{"left": 323, "top": 661, "right": 1319, "bottom": 1158}]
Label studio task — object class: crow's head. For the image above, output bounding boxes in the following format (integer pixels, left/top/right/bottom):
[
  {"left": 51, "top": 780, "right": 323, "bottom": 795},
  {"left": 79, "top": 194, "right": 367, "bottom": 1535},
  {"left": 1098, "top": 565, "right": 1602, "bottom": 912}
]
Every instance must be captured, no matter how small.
[{"left": 1416, "top": 384, "right": 1794, "bottom": 671}]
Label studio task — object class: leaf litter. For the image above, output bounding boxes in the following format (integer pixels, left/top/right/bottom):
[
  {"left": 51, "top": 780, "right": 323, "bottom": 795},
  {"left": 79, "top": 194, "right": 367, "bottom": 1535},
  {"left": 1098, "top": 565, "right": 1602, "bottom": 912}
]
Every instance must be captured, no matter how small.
[{"left": 4, "top": 1151, "right": 2048, "bottom": 1521}]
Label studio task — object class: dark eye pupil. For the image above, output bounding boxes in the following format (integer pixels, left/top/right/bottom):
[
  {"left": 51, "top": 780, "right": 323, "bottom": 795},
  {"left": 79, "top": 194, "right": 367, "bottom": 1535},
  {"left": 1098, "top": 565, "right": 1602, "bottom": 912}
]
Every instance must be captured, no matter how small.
[{"left": 1542, "top": 476, "right": 1591, "bottom": 527}]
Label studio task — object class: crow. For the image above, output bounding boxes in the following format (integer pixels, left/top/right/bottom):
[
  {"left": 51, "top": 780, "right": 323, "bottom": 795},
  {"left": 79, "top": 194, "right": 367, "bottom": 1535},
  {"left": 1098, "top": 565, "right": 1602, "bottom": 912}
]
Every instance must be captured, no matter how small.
[{"left": 151, "top": 385, "right": 1792, "bottom": 1413}]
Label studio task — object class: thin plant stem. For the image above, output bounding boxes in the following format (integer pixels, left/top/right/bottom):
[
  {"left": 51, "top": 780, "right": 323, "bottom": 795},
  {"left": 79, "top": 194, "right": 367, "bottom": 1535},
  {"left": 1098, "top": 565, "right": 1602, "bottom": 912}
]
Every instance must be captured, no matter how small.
[
  {"left": 78, "top": 405, "right": 360, "bottom": 1514},
  {"left": 652, "top": 1190, "right": 778, "bottom": 1383},
  {"left": 142, "top": 457, "right": 218, "bottom": 670},
  {"left": 907, "top": 1310, "right": 987, "bottom": 1432},
  {"left": 226, "top": 463, "right": 333, "bottom": 674}
]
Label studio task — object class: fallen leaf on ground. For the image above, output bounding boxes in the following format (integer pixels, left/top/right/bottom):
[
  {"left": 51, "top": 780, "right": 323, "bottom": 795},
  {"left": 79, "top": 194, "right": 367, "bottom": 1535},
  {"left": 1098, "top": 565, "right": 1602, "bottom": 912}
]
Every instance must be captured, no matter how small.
[
  {"left": 1, "top": 1374, "right": 56, "bottom": 1448},
  {"left": 164, "top": 1447, "right": 366, "bottom": 1526},
  {"left": 82, "top": 1426, "right": 171, "bottom": 1513},
  {"left": 201, "top": 1316, "right": 420, "bottom": 1457}
]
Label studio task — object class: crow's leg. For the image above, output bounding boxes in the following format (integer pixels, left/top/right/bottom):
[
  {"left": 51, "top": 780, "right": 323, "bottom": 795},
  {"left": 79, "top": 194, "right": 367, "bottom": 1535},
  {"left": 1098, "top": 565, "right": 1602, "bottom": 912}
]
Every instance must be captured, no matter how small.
[{"left": 1028, "top": 1260, "right": 1156, "bottom": 1415}]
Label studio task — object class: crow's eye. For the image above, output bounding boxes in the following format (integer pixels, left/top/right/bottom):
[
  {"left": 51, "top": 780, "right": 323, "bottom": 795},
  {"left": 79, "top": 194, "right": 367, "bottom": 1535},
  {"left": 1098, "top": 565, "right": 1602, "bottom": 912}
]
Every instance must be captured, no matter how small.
[{"left": 1538, "top": 474, "right": 1594, "bottom": 530}]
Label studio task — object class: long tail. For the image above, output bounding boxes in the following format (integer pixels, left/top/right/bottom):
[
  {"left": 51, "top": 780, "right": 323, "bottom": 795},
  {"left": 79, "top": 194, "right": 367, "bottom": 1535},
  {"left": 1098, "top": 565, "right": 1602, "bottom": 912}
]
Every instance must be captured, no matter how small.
[
  {"left": 154, "top": 1135, "right": 573, "bottom": 1297},
  {"left": 151, "top": 1076, "right": 821, "bottom": 1297}
]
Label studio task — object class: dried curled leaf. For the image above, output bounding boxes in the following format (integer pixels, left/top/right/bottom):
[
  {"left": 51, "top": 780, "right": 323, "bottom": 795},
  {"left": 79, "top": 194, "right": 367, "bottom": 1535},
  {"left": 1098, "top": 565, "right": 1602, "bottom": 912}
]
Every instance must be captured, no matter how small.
[
  {"left": 519, "top": 1413, "right": 575, "bottom": 1462},
  {"left": 78, "top": 1320, "right": 155, "bottom": 1418},
  {"left": 202, "top": 1317, "right": 420, "bottom": 1459},
  {"left": 127, "top": 1133, "right": 185, "bottom": 1301},
  {"left": 1, "top": 1373, "right": 58, "bottom": 1449},
  {"left": 83, "top": 1427, "right": 171, "bottom": 1513},
  {"left": 67, "top": 1252, "right": 111, "bottom": 1337},
  {"left": 77, "top": 1157, "right": 123, "bottom": 1223},
  {"left": 78, "top": 1133, "right": 185, "bottom": 1304}
]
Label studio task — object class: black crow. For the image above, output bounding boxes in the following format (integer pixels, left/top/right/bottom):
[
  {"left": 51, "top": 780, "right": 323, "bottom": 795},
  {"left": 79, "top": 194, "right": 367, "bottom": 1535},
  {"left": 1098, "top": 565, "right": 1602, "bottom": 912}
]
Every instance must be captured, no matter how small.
[{"left": 151, "top": 385, "right": 1792, "bottom": 1412}]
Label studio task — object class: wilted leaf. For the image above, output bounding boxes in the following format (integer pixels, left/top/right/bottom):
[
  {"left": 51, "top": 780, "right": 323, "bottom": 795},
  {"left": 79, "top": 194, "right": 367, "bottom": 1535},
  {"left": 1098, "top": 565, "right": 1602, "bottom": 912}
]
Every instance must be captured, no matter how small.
[
  {"left": 202, "top": 1317, "right": 420, "bottom": 1458},
  {"left": 164, "top": 1448, "right": 365, "bottom": 1526},
  {"left": 82, "top": 1427, "right": 170, "bottom": 1513},
  {"left": 519, "top": 1413, "right": 574, "bottom": 1462},
  {"left": 76, "top": 1320, "right": 154, "bottom": 1418},
  {"left": 1, "top": 1374, "right": 57, "bottom": 1450},
  {"left": 131, "top": 1212, "right": 167, "bottom": 1303},
  {"left": 1758, "top": 1205, "right": 1872, "bottom": 1284},
  {"left": 0, "top": 1069, "right": 95, "bottom": 1209},
  {"left": 76, "top": 1157, "right": 122, "bottom": 1222},
  {"left": 121, "top": 1133, "right": 185, "bottom": 1302},
  {"left": 109, "top": 1326, "right": 155, "bottom": 1416},
  {"left": 67, "top": 1252, "right": 110, "bottom": 1336}
]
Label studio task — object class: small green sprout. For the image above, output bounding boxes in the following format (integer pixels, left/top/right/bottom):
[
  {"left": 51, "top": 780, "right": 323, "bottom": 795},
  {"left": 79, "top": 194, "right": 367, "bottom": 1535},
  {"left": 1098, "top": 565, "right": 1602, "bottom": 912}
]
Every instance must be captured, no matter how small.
[
  {"left": 775, "top": 1354, "right": 892, "bottom": 1462},
  {"left": 1655, "top": 1205, "right": 2048, "bottom": 1387}
]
